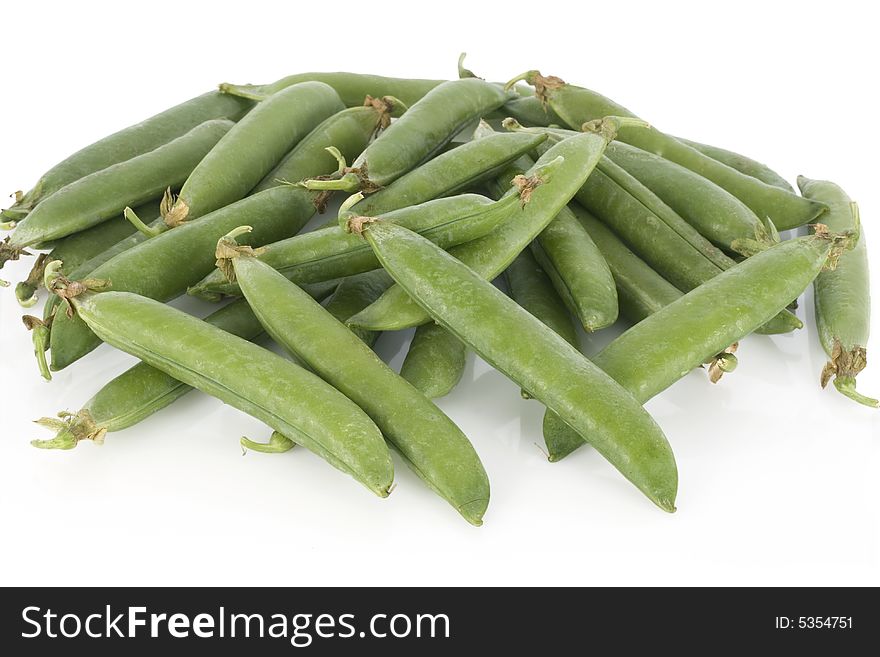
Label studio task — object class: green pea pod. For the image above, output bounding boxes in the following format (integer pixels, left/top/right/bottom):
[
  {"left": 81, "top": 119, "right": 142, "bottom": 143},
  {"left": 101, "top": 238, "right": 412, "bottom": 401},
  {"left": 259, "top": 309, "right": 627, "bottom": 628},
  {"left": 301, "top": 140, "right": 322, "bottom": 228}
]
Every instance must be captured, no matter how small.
[
  {"left": 13, "top": 199, "right": 158, "bottom": 307},
  {"left": 544, "top": 229, "right": 857, "bottom": 460},
  {"left": 302, "top": 78, "right": 514, "bottom": 193},
  {"left": 360, "top": 220, "right": 677, "bottom": 512},
  {"left": 506, "top": 70, "right": 825, "bottom": 230},
  {"left": 223, "top": 73, "right": 444, "bottom": 108},
  {"left": 798, "top": 176, "right": 876, "bottom": 408},
  {"left": 189, "top": 193, "right": 519, "bottom": 299},
  {"left": 1, "top": 120, "right": 233, "bottom": 263},
  {"left": 499, "top": 95, "right": 563, "bottom": 128},
  {"left": 163, "top": 82, "right": 344, "bottom": 225},
  {"left": 225, "top": 242, "right": 489, "bottom": 525},
  {"left": 347, "top": 128, "right": 617, "bottom": 332},
  {"left": 46, "top": 102, "right": 382, "bottom": 371},
  {"left": 53, "top": 287, "right": 392, "bottom": 496},
  {"left": 399, "top": 323, "right": 467, "bottom": 399},
  {"left": 324, "top": 270, "right": 395, "bottom": 347},
  {"left": 676, "top": 137, "right": 794, "bottom": 192},
  {"left": 2, "top": 91, "right": 252, "bottom": 222},
  {"left": 605, "top": 141, "right": 769, "bottom": 252},
  {"left": 350, "top": 130, "right": 548, "bottom": 217},
  {"left": 505, "top": 249, "right": 580, "bottom": 347},
  {"left": 31, "top": 283, "right": 338, "bottom": 450}
]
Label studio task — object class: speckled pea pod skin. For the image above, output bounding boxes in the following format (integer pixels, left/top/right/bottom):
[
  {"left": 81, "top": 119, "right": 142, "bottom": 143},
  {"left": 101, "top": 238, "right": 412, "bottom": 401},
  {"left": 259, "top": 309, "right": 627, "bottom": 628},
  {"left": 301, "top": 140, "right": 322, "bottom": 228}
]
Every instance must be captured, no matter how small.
[
  {"left": 2, "top": 90, "right": 253, "bottom": 222},
  {"left": 605, "top": 141, "right": 767, "bottom": 252},
  {"left": 676, "top": 137, "right": 794, "bottom": 193},
  {"left": 350, "top": 131, "right": 548, "bottom": 217},
  {"left": 798, "top": 176, "right": 876, "bottom": 408},
  {"left": 323, "top": 270, "right": 395, "bottom": 347},
  {"left": 230, "top": 254, "right": 489, "bottom": 526},
  {"left": 347, "top": 131, "right": 613, "bottom": 332},
  {"left": 164, "top": 82, "right": 344, "bottom": 224},
  {"left": 399, "top": 323, "right": 467, "bottom": 399},
  {"left": 362, "top": 221, "right": 677, "bottom": 512},
  {"left": 63, "top": 291, "right": 393, "bottom": 496},
  {"left": 189, "top": 194, "right": 517, "bottom": 299},
  {"left": 544, "top": 232, "right": 851, "bottom": 461},
  {"left": 512, "top": 71, "right": 825, "bottom": 230},
  {"left": 1, "top": 120, "right": 233, "bottom": 257}
]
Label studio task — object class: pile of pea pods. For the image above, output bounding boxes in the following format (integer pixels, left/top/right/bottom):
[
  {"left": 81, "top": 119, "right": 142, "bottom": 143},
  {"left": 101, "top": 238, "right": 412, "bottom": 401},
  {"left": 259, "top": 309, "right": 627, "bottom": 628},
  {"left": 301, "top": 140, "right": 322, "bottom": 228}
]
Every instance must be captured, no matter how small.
[{"left": 1, "top": 56, "right": 872, "bottom": 525}]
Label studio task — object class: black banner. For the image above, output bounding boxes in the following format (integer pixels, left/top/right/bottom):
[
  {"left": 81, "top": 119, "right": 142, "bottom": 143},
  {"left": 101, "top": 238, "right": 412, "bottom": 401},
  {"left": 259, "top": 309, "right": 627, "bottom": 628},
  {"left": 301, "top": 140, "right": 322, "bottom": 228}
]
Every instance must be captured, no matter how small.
[{"left": 0, "top": 587, "right": 874, "bottom": 653}]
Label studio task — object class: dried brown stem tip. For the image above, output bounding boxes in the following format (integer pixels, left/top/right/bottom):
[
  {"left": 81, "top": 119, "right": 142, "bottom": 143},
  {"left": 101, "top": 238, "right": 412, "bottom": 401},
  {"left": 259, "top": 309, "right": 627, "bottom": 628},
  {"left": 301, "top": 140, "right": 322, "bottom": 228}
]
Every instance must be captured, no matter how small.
[
  {"left": 32, "top": 409, "right": 107, "bottom": 450},
  {"left": 346, "top": 216, "right": 378, "bottom": 237},
  {"left": 530, "top": 72, "right": 566, "bottom": 107},
  {"left": 821, "top": 340, "right": 867, "bottom": 388},
  {"left": 364, "top": 95, "right": 397, "bottom": 134},
  {"left": 161, "top": 188, "right": 189, "bottom": 228},
  {"left": 512, "top": 173, "right": 545, "bottom": 207}
]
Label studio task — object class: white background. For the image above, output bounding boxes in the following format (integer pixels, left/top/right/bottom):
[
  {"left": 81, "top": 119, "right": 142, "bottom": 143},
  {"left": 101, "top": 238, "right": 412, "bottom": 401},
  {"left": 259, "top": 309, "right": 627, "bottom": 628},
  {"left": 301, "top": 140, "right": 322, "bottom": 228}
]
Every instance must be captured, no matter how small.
[{"left": 1, "top": 0, "right": 877, "bottom": 586}]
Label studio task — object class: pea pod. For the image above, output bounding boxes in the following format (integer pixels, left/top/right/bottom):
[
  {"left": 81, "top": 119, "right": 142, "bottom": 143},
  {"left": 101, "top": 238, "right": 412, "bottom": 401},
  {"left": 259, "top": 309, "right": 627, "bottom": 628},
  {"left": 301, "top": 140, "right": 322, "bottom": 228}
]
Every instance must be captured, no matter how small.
[
  {"left": 0, "top": 120, "right": 233, "bottom": 268},
  {"left": 399, "top": 324, "right": 467, "bottom": 399},
  {"left": 302, "top": 78, "right": 514, "bottom": 193},
  {"left": 506, "top": 70, "right": 825, "bottom": 229},
  {"left": 223, "top": 237, "right": 489, "bottom": 525},
  {"left": 543, "top": 228, "right": 857, "bottom": 461},
  {"left": 46, "top": 277, "right": 393, "bottom": 496},
  {"left": 189, "top": 193, "right": 520, "bottom": 300},
  {"left": 324, "top": 270, "right": 394, "bottom": 347},
  {"left": 347, "top": 127, "right": 619, "bottom": 332},
  {"left": 45, "top": 102, "right": 381, "bottom": 371},
  {"left": 605, "top": 141, "right": 768, "bottom": 252},
  {"left": 358, "top": 220, "right": 677, "bottom": 512},
  {"left": 2, "top": 91, "right": 252, "bottom": 222},
  {"left": 676, "top": 137, "right": 794, "bottom": 192},
  {"left": 163, "top": 82, "right": 344, "bottom": 225},
  {"left": 798, "top": 176, "right": 876, "bottom": 408}
]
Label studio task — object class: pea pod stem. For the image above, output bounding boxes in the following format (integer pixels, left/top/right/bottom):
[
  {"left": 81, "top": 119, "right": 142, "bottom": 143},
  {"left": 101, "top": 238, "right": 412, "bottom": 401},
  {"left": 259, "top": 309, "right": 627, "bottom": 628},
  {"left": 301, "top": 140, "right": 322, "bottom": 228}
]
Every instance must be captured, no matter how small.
[
  {"left": 22, "top": 315, "right": 52, "bottom": 382},
  {"left": 241, "top": 431, "right": 296, "bottom": 454},
  {"left": 124, "top": 206, "right": 165, "bottom": 238}
]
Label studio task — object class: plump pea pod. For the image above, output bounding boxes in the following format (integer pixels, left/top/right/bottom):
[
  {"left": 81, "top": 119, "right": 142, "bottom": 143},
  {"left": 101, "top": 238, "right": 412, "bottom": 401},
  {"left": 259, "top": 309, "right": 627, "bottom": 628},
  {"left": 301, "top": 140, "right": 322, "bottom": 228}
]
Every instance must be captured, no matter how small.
[
  {"left": 189, "top": 193, "right": 519, "bottom": 299},
  {"left": 31, "top": 283, "right": 337, "bottom": 450},
  {"left": 48, "top": 283, "right": 393, "bottom": 496},
  {"left": 301, "top": 78, "right": 514, "bottom": 193},
  {"left": 506, "top": 71, "right": 825, "bottom": 230},
  {"left": 13, "top": 199, "right": 157, "bottom": 306},
  {"left": 0, "top": 120, "right": 233, "bottom": 264},
  {"left": 570, "top": 203, "right": 682, "bottom": 323},
  {"left": 347, "top": 129, "right": 615, "bottom": 331},
  {"left": 676, "top": 137, "right": 794, "bottom": 192},
  {"left": 544, "top": 229, "right": 857, "bottom": 460},
  {"left": 399, "top": 324, "right": 467, "bottom": 399},
  {"left": 1, "top": 91, "right": 252, "bottom": 222},
  {"left": 359, "top": 221, "right": 677, "bottom": 512},
  {"left": 324, "top": 269, "right": 394, "bottom": 347},
  {"left": 163, "top": 82, "right": 344, "bottom": 225},
  {"left": 573, "top": 157, "right": 802, "bottom": 334},
  {"left": 798, "top": 176, "right": 876, "bottom": 408},
  {"left": 222, "top": 73, "right": 444, "bottom": 108},
  {"left": 349, "top": 130, "right": 548, "bottom": 218},
  {"left": 253, "top": 103, "right": 395, "bottom": 193},
  {"left": 505, "top": 249, "right": 579, "bottom": 347},
  {"left": 605, "top": 141, "right": 770, "bottom": 252},
  {"left": 48, "top": 186, "right": 319, "bottom": 371},
  {"left": 224, "top": 242, "right": 488, "bottom": 525}
]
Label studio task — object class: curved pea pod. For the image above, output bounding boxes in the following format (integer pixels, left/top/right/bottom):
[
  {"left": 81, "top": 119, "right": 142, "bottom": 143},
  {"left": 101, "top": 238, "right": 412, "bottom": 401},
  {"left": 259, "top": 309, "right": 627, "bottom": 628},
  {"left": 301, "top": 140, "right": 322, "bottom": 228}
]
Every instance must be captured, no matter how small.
[
  {"left": 163, "top": 82, "right": 344, "bottom": 225},
  {"left": 359, "top": 220, "right": 677, "bottom": 512},
  {"left": 347, "top": 129, "right": 616, "bottom": 332},
  {"left": 301, "top": 78, "right": 515, "bottom": 193},
  {"left": 500, "top": 95, "right": 563, "bottom": 128},
  {"left": 544, "top": 228, "right": 858, "bottom": 460},
  {"left": 399, "top": 324, "right": 467, "bottom": 399},
  {"left": 225, "top": 243, "right": 489, "bottom": 525},
  {"left": 51, "top": 287, "right": 392, "bottom": 496},
  {"left": 324, "top": 269, "right": 395, "bottom": 347},
  {"left": 506, "top": 70, "right": 826, "bottom": 230},
  {"left": 350, "top": 130, "right": 548, "bottom": 217},
  {"left": 605, "top": 141, "right": 770, "bottom": 252},
  {"left": 222, "top": 72, "right": 444, "bottom": 108},
  {"left": 189, "top": 193, "right": 519, "bottom": 299},
  {"left": 676, "top": 137, "right": 793, "bottom": 192},
  {"left": 798, "top": 176, "right": 876, "bottom": 408},
  {"left": 1, "top": 91, "right": 252, "bottom": 222},
  {"left": 0, "top": 120, "right": 233, "bottom": 264}
]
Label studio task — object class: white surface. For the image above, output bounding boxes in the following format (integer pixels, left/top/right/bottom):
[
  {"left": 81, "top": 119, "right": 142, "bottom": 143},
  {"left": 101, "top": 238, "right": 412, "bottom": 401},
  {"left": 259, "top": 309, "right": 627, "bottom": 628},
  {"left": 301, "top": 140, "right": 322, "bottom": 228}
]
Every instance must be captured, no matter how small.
[{"left": 1, "top": 0, "right": 878, "bottom": 587}]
